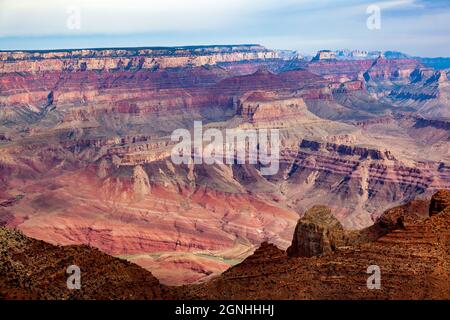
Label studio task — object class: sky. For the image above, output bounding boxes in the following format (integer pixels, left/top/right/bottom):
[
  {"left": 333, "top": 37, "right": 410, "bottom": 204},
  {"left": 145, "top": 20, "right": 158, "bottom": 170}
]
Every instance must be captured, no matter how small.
[{"left": 0, "top": 0, "right": 449, "bottom": 56}]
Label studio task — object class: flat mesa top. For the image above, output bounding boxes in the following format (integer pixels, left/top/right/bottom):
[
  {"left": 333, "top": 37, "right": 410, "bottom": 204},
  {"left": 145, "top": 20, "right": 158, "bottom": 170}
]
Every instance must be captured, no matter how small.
[
  {"left": 0, "top": 44, "right": 274, "bottom": 62},
  {"left": 0, "top": 44, "right": 266, "bottom": 54}
]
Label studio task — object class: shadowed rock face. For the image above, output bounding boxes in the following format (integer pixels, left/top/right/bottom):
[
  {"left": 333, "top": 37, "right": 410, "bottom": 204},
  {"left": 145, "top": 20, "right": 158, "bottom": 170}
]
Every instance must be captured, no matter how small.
[
  {"left": 287, "top": 206, "right": 347, "bottom": 257},
  {"left": 0, "top": 227, "right": 167, "bottom": 300},
  {"left": 430, "top": 189, "right": 450, "bottom": 216}
]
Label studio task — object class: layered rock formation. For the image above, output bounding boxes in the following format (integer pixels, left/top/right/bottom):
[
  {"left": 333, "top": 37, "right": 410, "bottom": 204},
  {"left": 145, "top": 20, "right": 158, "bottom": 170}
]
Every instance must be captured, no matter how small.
[
  {"left": 0, "top": 45, "right": 279, "bottom": 73},
  {"left": 389, "top": 68, "right": 450, "bottom": 120},
  {"left": 0, "top": 45, "right": 448, "bottom": 286},
  {"left": 286, "top": 206, "right": 347, "bottom": 257},
  {"left": 430, "top": 189, "right": 450, "bottom": 216}
]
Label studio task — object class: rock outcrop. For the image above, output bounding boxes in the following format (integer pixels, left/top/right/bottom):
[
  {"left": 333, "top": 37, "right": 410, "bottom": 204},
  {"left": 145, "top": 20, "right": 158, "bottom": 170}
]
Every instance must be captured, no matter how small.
[
  {"left": 430, "top": 189, "right": 450, "bottom": 216},
  {"left": 312, "top": 50, "right": 336, "bottom": 61},
  {"left": 287, "top": 206, "right": 347, "bottom": 257}
]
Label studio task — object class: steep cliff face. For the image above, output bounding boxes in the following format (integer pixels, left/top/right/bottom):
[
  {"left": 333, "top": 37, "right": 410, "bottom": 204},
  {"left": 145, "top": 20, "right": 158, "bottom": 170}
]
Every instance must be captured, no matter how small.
[
  {"left": 0, "top": 45, "right": 279, "bottom": 73},
  {"left": 430, "top": 189, "right": 450, "bottom": 216},
  {"left": 389, "top": 69, "right": 450, "bottom": 120},
  {"left": 0, "top": 227, "right": 166, "bottom": 300},
  {"left": 286, "top": 206, "right": 347, "bottom": 257},
  {"left": 0, "top": 53, "right": 418, "bottom": 128}
]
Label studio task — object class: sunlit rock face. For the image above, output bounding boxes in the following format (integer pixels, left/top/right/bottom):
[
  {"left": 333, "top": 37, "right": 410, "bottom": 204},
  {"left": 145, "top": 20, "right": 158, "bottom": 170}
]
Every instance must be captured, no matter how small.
[{"left": 0, "top": 45, "right": 448, "bottom": 285}]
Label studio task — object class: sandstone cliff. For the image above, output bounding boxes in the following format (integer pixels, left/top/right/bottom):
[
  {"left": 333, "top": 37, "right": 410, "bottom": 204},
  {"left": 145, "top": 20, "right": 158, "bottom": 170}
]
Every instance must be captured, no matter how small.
[{"left": 0, "top": 45, "right": 279, "bottom": 73}]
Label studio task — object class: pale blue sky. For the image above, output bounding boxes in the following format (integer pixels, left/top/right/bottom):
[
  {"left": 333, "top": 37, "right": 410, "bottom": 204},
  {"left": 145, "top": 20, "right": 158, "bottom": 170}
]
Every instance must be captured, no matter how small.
[{"left": 0, "top": 0, "right": 449, "bottom": 56}]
